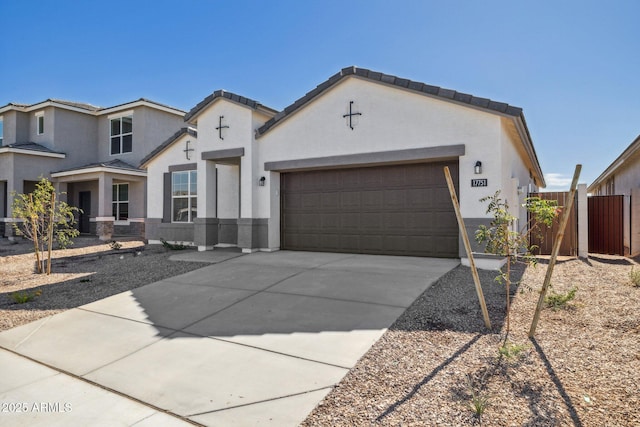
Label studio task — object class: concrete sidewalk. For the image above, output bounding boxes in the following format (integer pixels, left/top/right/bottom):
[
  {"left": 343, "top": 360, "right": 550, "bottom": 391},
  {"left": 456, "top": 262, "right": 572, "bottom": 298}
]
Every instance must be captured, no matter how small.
[{"left": 0, "top": 251, "right": 458, "bottom": 426}]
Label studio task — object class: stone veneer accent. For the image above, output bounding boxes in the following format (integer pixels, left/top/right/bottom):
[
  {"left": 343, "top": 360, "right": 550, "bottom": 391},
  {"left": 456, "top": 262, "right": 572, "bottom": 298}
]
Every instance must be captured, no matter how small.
[{"left": 96, "top": 220, "right": 114, "bottom": 241}]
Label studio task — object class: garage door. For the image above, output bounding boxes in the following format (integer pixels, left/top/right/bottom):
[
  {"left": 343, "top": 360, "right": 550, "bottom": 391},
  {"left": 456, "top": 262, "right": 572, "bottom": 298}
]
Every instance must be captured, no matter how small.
[{"left": 281, "top": 161, "right": 459, "bottom": 257}]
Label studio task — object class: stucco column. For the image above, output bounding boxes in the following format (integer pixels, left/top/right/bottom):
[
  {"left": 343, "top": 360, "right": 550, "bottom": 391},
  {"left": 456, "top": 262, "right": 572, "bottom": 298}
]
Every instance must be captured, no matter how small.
[
  {"left": 577, "top": 184, "right": 588, "bottom": 259},
  {"left": 54, "top": 182, "right": 68, "bottom": 204},
  {"left": 96, "top": 174, "right": 114, "bottom": 241},
  {"left": 195, "top": 161, "right": 218, "bottom": 251},
  {"left": 4, "top": 178, "right": 22, "bottom": 240}
]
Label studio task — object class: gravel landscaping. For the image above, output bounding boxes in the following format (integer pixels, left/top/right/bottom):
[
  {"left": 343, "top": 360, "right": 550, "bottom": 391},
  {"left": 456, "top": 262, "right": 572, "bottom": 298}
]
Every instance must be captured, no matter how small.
[
  {"left": 0, "top": 236, "right": 209, "bottom": 331},
  {"left": 1, "top": 237, "right": 639, "bottom": 426},
  {"left": 302, "top": 255, "right": 640, "bottom": 426}
]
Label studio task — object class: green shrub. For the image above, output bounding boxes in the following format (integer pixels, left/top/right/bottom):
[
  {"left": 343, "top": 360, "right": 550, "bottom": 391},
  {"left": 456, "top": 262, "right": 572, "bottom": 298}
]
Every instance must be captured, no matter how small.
[
  {"left": 11, "top": 290, "right": 42, "bottom": 304},
  {"left": 629, "top": 268, "right": 640, "bottom": 287},
  {"left": 498, "top": 341, "right": 528, "bottom": 359},
  {"left": 544, "top": 287, "right": 577, "bottom": 310}
]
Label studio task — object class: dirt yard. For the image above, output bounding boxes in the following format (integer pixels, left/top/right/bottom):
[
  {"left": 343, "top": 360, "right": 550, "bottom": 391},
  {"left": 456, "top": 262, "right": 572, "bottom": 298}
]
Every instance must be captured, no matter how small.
[{"left": 1, "top": 237, "right": 638, "bottom": 425}]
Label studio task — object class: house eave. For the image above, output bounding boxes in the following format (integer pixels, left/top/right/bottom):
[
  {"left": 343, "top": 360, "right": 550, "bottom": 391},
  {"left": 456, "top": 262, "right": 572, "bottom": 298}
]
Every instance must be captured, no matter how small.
[
  {"left": 51, "top": 167, "right": 147, "bottom": 178},
  {"left": 0, "top": 147, "right": 66, "bottom": 159},
  {"left": 588, "top": 134, "right": 640, "bottom": 192}
]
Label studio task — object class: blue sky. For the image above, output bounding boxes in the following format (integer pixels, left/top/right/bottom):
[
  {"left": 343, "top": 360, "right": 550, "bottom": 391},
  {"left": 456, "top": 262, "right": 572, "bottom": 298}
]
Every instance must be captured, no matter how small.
[{"left": 1, "top": 0, "right": 638, "bottom": 190}]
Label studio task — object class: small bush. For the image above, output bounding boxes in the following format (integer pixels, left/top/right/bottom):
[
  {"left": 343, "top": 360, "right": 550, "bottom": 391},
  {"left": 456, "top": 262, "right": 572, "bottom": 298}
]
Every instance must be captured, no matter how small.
[
  {"left": 466, "top": 374, "right": 490, "bottom": 420},
  {"left": 160, "top": 238, "right": 186, "bottom": 250},
  {"left": 109, "top": 240, "right": 122, "bottom": 250},
  {"left": 629, "top": 268, "right": 640, "bottom": 287},
  {"left": 11, "top": 290, "right": 42, "bottom": 304},
  {"left": 499, "top": 341, "right": 528, "bottom": 359},
  {"left": 545, "top": 287, "right": 577, "bottom": 310}
]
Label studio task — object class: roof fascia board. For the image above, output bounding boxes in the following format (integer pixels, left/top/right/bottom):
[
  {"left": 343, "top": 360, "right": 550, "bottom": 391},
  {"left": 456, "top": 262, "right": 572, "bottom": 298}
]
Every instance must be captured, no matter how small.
[
  {"left": 186, "top": 91, "right": 277, "bottom": 125},
  {"left": 0, "top": 100, "right": 185, "bottom": 117},
  {"left": 512, "top": 116, "right": 545, "bottom": 187},
  {"left": 51, "top": 167, "right": 146, "bottom": 178},
  {"left": 0, "top": 147, "right": 66, "bottom": 159},
  {"left": 98, "top": 100, "right": 185, "bottom": 117},
  {"left": 589, "top": 135, "right": 640, "bottom": 191},
  {"left": 0, "top": 101, "right": 95, "bottom": 116},
  {"left": 139, "top": 128, "right": 197, "bottom": 168}
]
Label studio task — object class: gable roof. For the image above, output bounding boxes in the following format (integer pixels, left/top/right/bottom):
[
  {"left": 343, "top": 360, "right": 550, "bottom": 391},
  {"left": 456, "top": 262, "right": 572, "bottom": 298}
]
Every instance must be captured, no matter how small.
[
  {"left": 0, "top": 98, "right": 185, "bottom": 117},
  {"left": 139, "top": 127, "right": 198, "bottom": 168},
  {"left": 184, "top": 90, "right": 277, "bottom": 123},
  {"left": 588, "top": 134, "right": 640, "bottom": 192},
  {"left": 254, "top": 66, "right": 545, "bottom": 187},
  {"left": 256, "top": 66, "right": 524, "bottom": 137}
]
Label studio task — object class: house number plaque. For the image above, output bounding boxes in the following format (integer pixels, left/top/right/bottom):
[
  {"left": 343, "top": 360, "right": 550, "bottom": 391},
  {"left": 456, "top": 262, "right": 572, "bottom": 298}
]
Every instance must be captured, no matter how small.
[{"left": 471, "top": 179, "right": 488, "bottom": 187}]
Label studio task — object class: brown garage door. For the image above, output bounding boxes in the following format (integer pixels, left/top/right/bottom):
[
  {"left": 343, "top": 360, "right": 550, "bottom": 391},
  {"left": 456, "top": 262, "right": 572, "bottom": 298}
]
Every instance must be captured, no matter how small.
[{"left": 281, "top": 161, "right": 459, "bottom": 257}]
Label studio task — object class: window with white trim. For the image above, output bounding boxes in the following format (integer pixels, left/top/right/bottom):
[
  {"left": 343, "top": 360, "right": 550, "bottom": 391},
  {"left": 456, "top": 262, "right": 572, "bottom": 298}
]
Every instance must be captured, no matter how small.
[
  {"left": 112, "top": 183, "right": 129, "bottom": 220},
  {"left": 36, "top": 112, "right": 44, "bottom": 135},
  {"left": 110, "top": 115, "right": 133, "bottom": 155},
  {"left": 0, "top": 117, "right": 3, "bottom": 145},
  {"left": 172, "top": 170, "right": 197, "bottom": 222}
]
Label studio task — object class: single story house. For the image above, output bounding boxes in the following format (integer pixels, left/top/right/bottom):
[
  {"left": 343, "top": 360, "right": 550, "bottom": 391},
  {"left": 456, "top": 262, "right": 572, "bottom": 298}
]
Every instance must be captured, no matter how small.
[
  {"left": 142, "top": 66, "right": 545, "bottom": 258},
  {"left": 588, "top": 134, "right": 640, "bottom": 255}
]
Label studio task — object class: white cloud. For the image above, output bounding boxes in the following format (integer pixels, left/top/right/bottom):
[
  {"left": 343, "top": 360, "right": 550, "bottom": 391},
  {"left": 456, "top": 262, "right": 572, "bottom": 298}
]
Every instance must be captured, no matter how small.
[{"left": 543, "top": 173, "right": 572, "bottom": 191}]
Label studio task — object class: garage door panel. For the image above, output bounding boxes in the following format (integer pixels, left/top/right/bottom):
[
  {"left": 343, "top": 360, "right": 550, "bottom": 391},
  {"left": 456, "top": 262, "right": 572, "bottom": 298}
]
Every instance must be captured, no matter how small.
[
  {"left": 383, "top": 189, "right": 407, "bottom": 209},
  {"left": 340, "top": 213, "right": 361, "bottom": 229},
  {"left": 361, "top": 212, "right": 383, "bottom": 230},
  {"left": 282, "top": 161, "right": 459, "bottom": 258}
]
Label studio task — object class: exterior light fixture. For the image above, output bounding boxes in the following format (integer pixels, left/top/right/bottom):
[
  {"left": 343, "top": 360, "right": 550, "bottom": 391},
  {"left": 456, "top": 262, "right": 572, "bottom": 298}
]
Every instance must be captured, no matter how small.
[
  {"left": 474, "top": 161, "right": 482, "bottom": 174},
  {"left": 258, "top": 176, "right": 266, "bottom": 186}
]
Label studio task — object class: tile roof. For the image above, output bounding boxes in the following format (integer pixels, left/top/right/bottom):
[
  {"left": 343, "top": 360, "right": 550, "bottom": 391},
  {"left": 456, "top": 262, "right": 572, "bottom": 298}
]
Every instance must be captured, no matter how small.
[
  {"left": 53, "top": 159, "right": 143, "bottom": 174},
  {"left": 0, "top": 98, "right": 184, "bottom": 115},
  {"left": 139, "top": 127, "right": 198, "bottom": 167},
  {"left": 256, "top": 66, "right": 524, "bottom": 136},
  {"left": 48, "top": 99, "right": 101, "bottom": 111},
  {"left": 184, "top": 90, "right": 277, "bottom": 123},
  {"left": 2, "top": 142, "right": 64, "bottom": 154}
]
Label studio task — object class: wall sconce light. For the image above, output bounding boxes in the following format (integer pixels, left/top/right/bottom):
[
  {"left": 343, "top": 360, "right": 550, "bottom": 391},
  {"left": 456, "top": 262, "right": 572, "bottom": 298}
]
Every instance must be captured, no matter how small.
[
  {"left": 474, "top": 161, "right": 482, "bottom": 175},
  {"left": 258, "top": 176, "right": 266, "bottom": 187}
]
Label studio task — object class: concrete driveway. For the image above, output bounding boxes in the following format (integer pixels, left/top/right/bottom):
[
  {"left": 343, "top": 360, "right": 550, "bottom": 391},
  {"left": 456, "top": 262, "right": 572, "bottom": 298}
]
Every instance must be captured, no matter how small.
[{"left": 0, "top": 250, "right": 458, "bottom": 426}]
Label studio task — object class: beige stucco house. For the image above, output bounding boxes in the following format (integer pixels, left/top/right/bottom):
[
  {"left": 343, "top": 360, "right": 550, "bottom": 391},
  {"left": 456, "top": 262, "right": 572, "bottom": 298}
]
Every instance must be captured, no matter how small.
[{"left": 142, "top": 66, "right": 545, "bottom": 259}]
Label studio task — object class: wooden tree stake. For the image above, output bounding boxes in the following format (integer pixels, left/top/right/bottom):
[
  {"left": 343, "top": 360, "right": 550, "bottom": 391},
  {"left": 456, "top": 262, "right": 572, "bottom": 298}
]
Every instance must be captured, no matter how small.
[
  {"left": 46, "top": 192, "right": 55, "bottom": 275},
  {"left": 29, "top": 194, "right": 42, "bottom": 274},
  {"left": 444, "top": 166, "right": 492, "bottom": 329},
  {"left": 529, "top": 164, "right": 582, "bottom": 338}
]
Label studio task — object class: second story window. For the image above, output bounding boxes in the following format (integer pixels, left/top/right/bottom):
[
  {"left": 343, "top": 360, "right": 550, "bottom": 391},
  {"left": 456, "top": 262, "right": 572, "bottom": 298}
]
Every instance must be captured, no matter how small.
[
  {"left": 36, "top": 112, "right": 44, "bottom": 135},
  {"left": 0, "top": 117, "right": 3, "bottom": 145},
  {"left": 110, "top": 115, "right": 133, "bottom": 155}
]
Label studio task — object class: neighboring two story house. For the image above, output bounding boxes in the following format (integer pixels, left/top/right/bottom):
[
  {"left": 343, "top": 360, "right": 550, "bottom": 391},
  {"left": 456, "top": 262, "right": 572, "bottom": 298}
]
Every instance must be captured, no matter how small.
[
  {"left": 0, "top": 98, "right": 185, "bottom": 240},
  {"left": 141, "top": 66, "right": 545, "bottom": 259}
]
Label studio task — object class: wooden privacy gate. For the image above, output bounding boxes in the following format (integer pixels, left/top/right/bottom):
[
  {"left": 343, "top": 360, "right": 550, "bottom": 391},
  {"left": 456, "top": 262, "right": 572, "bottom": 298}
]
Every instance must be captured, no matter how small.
[
  {"left": 588, "top": 195, "right": 624, "bottom": 255},
  {"left": 529, "top": 192, "right": 578, "bottom": 256}
]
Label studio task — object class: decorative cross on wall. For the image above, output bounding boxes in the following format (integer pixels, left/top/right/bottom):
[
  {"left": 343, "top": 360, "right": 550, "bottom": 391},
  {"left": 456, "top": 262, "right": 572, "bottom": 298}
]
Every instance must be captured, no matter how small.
[
  {"left": 183, "top": 140, "right": 194, "bottom": 160},
  {"left": 216, "top": 115, "right": 229, "bottom": 140},
  {"left": 342, "top": 101, "right": 362, "bottom": 130}
]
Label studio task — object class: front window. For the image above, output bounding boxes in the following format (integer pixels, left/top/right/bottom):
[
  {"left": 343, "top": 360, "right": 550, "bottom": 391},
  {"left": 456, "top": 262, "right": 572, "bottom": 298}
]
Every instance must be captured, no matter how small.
[
  {"left": 110, "top": 115, "right": 133, "bottom": 155},
  {"left": 112, "top": 183, "right": 129, "bottom": 220},
  {"left": 36, "top": 112, "right": 44, "bottom": 135},
  {"left": 172, "top": 170, "right": 197, "bottom": 222}
]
